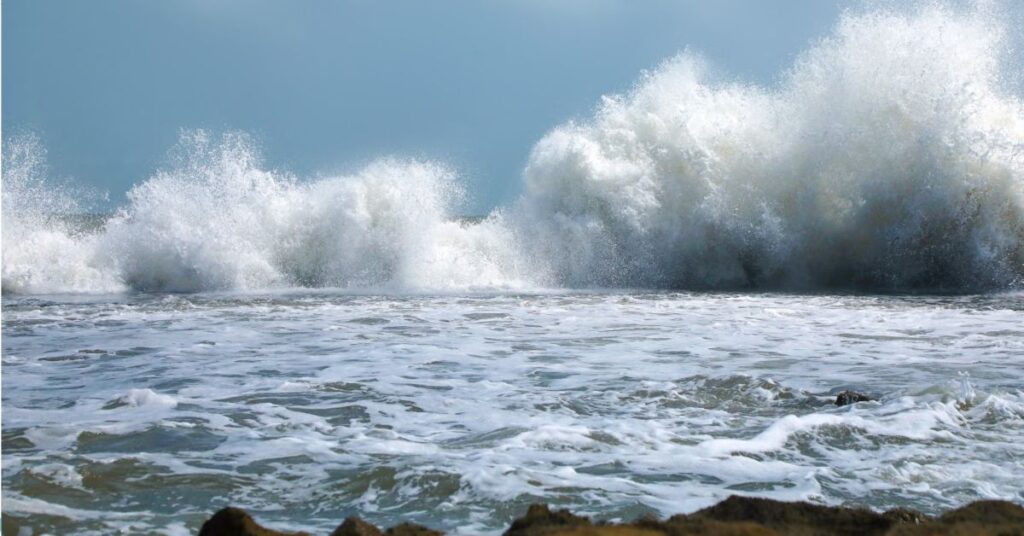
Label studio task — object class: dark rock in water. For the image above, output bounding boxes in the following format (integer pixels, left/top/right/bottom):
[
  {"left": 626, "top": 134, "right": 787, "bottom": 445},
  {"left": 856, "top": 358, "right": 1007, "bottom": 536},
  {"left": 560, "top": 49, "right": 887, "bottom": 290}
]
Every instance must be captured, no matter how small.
[
  {"left": 835, "top": 390, "right": 873, "bottom": 406},
  {"left": 685, "top": 495, "right": 895, "bottom": 535},
  {"left": 331, "top": 517, "right": 382, "bottom": 536},
  {"left": 937, "top": 499, "right": 1024, "bottom": 525},
  {"left": 198, "top": 497, "right": 1024, "bottom": 535},
  {"left": 879, "top": 507, "right": 928, "bottom": 525},
  {"left": 504, "top": 504, "right": 591, "bottom": 535},
  {"left": 198, "top": 507, "right": 309, "bottom": 536},
  {"left": 890, "top": 500, "right": 1024, "bottom": 535},
  {"left": 381, "top": 524, "right": 443, "bottom": 536},
  {"left": 330, "top": 516, "right": 440, "bottom": 536}
]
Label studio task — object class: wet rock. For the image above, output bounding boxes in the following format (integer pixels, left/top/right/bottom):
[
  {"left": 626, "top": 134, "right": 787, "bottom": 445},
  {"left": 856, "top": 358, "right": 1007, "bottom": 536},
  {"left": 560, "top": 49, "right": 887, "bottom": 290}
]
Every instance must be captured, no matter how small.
[
  {"left": 938, "top": 499, "right": 1024, "bottom": 525},
  {"left": 879, "top": 507, "right": 928, "bottom": 525},
  {"left": 504, "top": 504, "right": 592, "bottom": 535},
  {"left": 383, "top": 523, "right": 443, "bottom": 536},
  {"left": 199, "top": 497, "right": 1024, "bottom": 535},
  {"left": 331, "top": 517, "right": 382, "bottom": 536},
  {"left": 685, "top": 495, "right": 896, "bottom": 535},
  {"left": 887, "top": 500, "right": 1024, "bottom": 535},
  {"left": 835, "top": 390, "right": 872, "bottom": 406},
  {"left": 198, "top": 507, "right": 309, "bottom": 536},
  {"left": 329, "top": 517, "right": 441, "bottom": 536}
]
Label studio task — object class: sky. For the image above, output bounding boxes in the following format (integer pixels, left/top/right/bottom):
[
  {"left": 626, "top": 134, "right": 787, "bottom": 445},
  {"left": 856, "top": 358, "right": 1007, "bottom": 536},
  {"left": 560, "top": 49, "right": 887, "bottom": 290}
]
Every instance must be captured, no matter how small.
[{"left": 3, "top": 0, "right": 850, "bottom": 214}]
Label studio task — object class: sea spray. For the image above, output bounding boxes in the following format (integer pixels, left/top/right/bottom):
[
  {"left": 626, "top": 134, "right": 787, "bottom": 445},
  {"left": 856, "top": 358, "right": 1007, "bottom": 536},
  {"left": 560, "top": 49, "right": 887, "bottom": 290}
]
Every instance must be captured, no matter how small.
[
  {"left": 1, "top": 134, "right": 122, "bottom": 294},
  {"left": 3, "top": 132, "right": 528, "bottom": 293},
  {"left": 516, "top": 4, "right": 1024, "bottom": 290},
  {"left": 3, "top": 4, "right": 1023, "bottom": 294}
]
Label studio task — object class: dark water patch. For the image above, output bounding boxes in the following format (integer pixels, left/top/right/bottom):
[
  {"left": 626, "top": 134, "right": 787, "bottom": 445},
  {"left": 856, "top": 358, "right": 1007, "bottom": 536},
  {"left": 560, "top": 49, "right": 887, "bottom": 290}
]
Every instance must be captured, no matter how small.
[
  {"left": 348, "top": 317, "right": 390, "bottom": 325},
  {"left": 463, "top": 312, "right": 510, "bottom": 321},
  {"left": 443, "top": 426, "right": 529, "bottom": 448},
  {"left": 290, "top": 404, "right": 371, "bottom": 426},
  {"left": 75, "top": 426, "right": 224, "bottom": 454},
  {"left": 1, "top": 429, "right": 35, "bottom": 453}
]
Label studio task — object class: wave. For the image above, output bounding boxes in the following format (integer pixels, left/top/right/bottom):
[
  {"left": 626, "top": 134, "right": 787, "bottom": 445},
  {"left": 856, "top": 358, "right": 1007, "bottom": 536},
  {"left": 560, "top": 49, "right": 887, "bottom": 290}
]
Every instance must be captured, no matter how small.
[
  {"left": 3, "top": 4, "right": 1023, "bottom": 294},
  {"left": 2, "top": 132, "right": 527, "bottom": 293},
  {"left": 514, "top": 4, "right": 1024, "bottom": 290}
]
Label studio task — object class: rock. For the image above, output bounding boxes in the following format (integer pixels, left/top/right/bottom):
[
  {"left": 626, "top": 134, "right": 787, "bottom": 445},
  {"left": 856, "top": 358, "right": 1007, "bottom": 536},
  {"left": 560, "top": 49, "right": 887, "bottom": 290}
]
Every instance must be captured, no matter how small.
[
  {"left": 329, "top": 517, "right": 441, "bottom": 536},
  {"left": 685, "top": 495, "right": 897, "bottom": 535},
  {"left": 198, "top": 507, "right": 310, "bottom": 536},
  {"left": 835, "top": 390, "right": 872, "bottom": 406},
  {"left": 938, "top": 499, "right": 1024, "bottom": 525},
  {"left": 383, "top": 523, "right": 443, "bottom": 536},
  {"left": 198, "top": 498, "right": 1024, "bottom": 535},
  {"left": 888, "top": 500, "right": 1024, "bottom": 535},
  {"left": 504, "top": 504, "right": 592, "bottom": 535},
  {"left": 331, "top": 517, "right": 383, "bottom": 536},
  {"left": 879, "top": 507, "right": 928, "bottom": 525}
]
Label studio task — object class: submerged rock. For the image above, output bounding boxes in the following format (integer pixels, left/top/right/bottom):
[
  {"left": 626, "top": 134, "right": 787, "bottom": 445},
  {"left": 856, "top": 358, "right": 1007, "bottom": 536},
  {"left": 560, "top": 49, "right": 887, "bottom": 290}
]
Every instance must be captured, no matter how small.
[
  {"left": 197, "top": 497, "right": 1024, "bottom": 535},
  {"left": 835, "top": 390, "right": 873, "bottom": 406}
]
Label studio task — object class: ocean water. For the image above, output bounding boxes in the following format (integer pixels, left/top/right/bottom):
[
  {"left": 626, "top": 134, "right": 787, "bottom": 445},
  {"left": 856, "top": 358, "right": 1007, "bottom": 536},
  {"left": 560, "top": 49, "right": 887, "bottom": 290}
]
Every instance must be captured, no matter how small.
[
  {"left": 3, "top": 291, "right": 1024, "bottom": 535},
  {"left": 2, "top": 3, "right": 1024, "bottom": 535}
]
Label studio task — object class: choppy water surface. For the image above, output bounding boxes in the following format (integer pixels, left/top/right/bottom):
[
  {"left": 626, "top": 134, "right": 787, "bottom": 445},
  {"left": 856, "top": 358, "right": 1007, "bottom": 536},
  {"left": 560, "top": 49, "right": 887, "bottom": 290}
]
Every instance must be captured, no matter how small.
[{"left": 3, "top": 291, "right": 1022, "bottom": 534}]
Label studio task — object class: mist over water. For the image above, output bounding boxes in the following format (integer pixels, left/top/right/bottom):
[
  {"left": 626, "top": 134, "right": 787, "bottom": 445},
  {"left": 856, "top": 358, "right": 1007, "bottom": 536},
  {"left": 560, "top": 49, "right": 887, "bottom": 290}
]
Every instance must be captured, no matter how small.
[{"left": 3, "top": 4, "right": 1023, "bottom": 294}]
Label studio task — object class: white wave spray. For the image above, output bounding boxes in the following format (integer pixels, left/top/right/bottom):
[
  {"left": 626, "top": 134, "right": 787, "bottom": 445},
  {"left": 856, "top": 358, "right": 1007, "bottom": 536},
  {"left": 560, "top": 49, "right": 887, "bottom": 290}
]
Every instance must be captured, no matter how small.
[
  {"left": 2, "top": 3, "right": 1022, "bottom": 294},
  {"left": 3, "top": 132, "right": 527, "bottom": 293},
  {"left": 515, "top": 3, "right": 1024, "bottom": 290},
  {"left": 1, "top": 135, "right": 123, "bottom": 294}
]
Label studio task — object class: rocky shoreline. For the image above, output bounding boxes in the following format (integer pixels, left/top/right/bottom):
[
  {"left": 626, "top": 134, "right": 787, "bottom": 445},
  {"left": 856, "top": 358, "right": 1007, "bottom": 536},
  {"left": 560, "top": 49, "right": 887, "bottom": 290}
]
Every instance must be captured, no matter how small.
[{"left": 198, "top": 496, "right": 1024, "bottom": 535}]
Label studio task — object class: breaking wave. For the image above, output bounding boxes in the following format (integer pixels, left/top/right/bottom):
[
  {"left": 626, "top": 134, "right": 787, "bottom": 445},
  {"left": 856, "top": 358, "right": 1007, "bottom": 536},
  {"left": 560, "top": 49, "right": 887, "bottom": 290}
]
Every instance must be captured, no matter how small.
[
  {"left": 3, "top": 4, "right": 1023, "bottom": 294},
  {"left": 515, "top": 4, "right": 1024, "bottom": 290},
  {"left": 2, "top": 132, "right": 526, "bottom": 293}
]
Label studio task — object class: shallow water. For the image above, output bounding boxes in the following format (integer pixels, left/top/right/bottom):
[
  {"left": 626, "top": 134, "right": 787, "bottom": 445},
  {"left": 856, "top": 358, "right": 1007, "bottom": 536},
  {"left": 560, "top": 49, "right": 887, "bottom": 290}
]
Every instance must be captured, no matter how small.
[{"left": 3, "top": 291, "right": 1022, "bottom": 534}]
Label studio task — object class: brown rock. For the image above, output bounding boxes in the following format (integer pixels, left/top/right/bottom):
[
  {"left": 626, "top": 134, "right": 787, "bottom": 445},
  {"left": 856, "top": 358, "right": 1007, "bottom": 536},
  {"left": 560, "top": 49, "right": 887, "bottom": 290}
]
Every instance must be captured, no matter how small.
[
  {"left": 887, "top": 499, "right": 1024, "bottom": 536},
  {"left": 331, "top": 516, "right": 383, "bottom": 536},
  {"left": 198, "top": 498, "right": 1024, "bottom": 536},
  {"left": 687, "top": 495, "right": 896, "bottom": 535},
  {"left": 641, "top": 516, "right": 779, "bottom": 535},
  {"left": 505, "top": 504, "right": 593, "bottom": 535},
  {"left": 198, "top": 507, "right": 310, "bottom": 536},
  {"left": 329, "top": 517, "right": 441, "bottom": 536},
  {"left": 384, "top": 522, "right": 444, "bottom": 535},
  {"left": 938, "top": 499, "right": 1024, "bottom": 525}
]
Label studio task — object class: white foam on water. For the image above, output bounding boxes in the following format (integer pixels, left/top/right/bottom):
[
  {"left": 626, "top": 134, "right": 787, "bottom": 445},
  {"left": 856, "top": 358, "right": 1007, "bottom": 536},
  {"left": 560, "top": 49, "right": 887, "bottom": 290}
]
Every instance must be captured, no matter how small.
[
  {"left": 2, "top": 292, "right": 1023, "bottom": 534},
  {"left": 116, "top": 388, "right": 178, "bottom": 410}
]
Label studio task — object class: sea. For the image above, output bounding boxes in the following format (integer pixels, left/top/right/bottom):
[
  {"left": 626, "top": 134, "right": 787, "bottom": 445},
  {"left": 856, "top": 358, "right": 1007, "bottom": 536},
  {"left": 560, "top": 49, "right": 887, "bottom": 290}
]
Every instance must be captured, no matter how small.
[{"left": 2, "top": 4, "right": 1023, "bottom": 535}]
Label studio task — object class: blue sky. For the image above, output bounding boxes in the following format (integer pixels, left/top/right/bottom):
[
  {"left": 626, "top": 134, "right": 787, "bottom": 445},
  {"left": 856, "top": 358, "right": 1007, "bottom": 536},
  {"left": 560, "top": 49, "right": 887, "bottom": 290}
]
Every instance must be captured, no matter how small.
[{"left": 3, "top": 0, "right": 848, "bottom": 213}]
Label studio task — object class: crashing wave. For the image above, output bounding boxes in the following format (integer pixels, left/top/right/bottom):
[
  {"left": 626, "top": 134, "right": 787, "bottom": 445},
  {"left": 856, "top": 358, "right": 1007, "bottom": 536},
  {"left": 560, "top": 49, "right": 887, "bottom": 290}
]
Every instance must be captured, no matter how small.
[
  {"left": 3, "top": 4, "right": 1022, "bottom": 294},
  {"left": 515, "top": 4, "right": 1024, "bottom": 290}
]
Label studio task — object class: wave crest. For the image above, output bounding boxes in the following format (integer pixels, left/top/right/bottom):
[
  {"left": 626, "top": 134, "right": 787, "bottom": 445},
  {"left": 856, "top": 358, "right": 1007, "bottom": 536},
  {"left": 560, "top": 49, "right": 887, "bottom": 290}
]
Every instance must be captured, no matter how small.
[
  {"left": 517, "top": 4, "right": 1024, "bottom": 290},
  {"left": 3, "top": 5, "right": 1022, "bottom": 294},
  {"left": 3, "top": 132, "right": 526, "bottom": 293}
]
